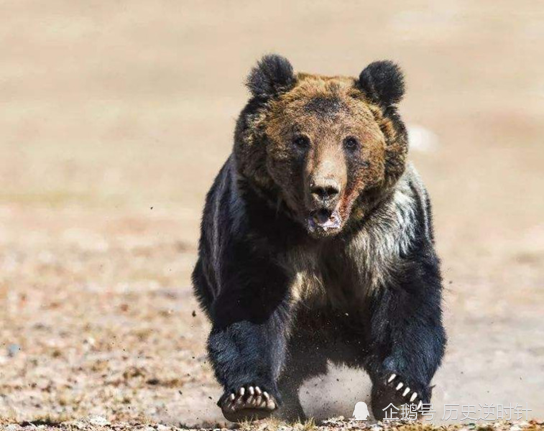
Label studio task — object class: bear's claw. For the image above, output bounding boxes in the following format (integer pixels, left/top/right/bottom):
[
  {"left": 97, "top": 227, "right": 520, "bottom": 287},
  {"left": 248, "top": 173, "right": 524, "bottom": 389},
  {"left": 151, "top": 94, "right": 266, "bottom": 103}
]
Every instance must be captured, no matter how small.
[
  {"left": 221, "top": 385, "right": 277, "bottom": 422},
  {"left": 387, "top": 373, "right": 423, "bottom": 409}
]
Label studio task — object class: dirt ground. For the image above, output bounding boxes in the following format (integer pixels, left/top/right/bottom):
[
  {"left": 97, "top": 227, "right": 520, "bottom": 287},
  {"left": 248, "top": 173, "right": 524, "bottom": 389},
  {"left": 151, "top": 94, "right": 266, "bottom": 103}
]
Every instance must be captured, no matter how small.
[{"left": 1, "top": 1, "right": 544, "bottom": 430}]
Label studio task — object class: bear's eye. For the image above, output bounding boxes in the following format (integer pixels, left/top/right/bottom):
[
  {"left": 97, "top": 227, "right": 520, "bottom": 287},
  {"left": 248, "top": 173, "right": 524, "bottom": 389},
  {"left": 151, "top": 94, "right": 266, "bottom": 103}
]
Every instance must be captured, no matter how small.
[
  {"left": 293, "top": 135, "right": 310, "bottom": 150},
  {"left": 343, "top": 136, "right": 360, "bottom": 152}
]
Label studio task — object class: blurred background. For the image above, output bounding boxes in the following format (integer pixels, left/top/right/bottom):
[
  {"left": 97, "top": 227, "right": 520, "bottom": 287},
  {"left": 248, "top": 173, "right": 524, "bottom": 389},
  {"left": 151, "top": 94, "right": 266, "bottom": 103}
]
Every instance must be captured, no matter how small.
[{"left": 0, "top": 0, "right": 543, "bottom": 427}]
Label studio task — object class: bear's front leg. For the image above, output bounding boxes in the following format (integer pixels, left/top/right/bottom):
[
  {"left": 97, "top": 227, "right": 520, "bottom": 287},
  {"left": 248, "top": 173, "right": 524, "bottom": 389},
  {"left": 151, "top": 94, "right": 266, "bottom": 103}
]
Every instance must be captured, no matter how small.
[
  {"left": 207, "top": 256, "right": 293, "bottom": 422},
  {"left": 366, "top": 254, "right": 446, "bottom": 420}
]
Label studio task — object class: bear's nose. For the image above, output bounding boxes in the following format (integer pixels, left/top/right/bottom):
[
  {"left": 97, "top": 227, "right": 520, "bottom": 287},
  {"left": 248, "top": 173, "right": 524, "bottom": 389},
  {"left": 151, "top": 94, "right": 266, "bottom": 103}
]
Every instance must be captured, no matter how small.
[{"left": 310, "top": 179, "right": 340, "bottom": 202}]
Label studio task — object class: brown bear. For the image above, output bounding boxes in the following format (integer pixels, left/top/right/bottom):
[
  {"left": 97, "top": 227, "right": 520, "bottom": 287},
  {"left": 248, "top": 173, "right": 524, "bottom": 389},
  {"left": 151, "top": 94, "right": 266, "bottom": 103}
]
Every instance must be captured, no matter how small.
[{"left": 192, "top": 54, "right": 446, "bottom": 422}]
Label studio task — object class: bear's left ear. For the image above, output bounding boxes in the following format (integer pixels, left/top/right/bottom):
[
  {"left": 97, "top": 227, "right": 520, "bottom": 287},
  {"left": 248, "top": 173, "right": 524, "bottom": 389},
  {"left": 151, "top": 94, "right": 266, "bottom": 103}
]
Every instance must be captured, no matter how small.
[
  {"left": 246, "top": 54, "right": 296, "bottom": 99},
  {"left": 358, "top": 61, "right": 405, "bottom": 107}
]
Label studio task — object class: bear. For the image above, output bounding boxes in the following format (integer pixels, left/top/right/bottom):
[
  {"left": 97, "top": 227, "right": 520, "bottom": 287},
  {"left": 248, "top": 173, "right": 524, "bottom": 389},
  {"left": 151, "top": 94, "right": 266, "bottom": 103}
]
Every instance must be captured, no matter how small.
[{"left": 192, "top": 54, "right": 446, "bottom": 422}]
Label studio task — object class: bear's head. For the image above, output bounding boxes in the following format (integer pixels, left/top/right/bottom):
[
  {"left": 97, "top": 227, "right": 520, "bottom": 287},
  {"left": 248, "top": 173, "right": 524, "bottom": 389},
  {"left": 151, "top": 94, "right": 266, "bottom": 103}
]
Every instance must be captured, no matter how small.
[{"left": 234, "top": 55, "right": 408, "bottom": 239}]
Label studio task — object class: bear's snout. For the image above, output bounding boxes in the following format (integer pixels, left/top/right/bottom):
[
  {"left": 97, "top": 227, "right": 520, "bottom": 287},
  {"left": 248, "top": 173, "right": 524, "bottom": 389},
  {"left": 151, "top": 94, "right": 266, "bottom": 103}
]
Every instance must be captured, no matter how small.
[
  {"left": 303, "top": 157, "right": 347, "bottom": 236},
  {"left": 309, "top": 178, "right": 341, "bottom": 207},
  {"left": 305, "top": 177, "right": 344, "bottom": 237}
]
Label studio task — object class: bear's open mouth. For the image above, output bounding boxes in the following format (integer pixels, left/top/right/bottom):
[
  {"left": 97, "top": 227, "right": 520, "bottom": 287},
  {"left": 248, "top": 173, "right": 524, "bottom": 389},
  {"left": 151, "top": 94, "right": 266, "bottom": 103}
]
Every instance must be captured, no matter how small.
[{"left": 307, "top": 208, "right": 342, "bottom": 234}]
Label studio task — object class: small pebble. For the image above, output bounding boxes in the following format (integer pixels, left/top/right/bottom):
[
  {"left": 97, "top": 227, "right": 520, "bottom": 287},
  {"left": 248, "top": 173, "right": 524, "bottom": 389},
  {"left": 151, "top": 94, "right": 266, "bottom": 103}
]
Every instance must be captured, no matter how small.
[
  {"left": 88, "top": 416, "right": 110, "bottom": 426},
  {"left": 7, "top": 344, "right": 20, "bottom": 357}
]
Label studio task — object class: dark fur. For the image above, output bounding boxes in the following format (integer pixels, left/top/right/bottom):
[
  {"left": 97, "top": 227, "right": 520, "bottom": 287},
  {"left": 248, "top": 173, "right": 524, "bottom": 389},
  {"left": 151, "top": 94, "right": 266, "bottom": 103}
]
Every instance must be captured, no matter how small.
[
  {"left": 247, "top": 55, "right": 295, "bottom": 99},
  {"left": 193, "top": 55, "right": 446, "bottom": 420},
  {"left": 358, "top": 60, "right": 405, "bottom": 107}
]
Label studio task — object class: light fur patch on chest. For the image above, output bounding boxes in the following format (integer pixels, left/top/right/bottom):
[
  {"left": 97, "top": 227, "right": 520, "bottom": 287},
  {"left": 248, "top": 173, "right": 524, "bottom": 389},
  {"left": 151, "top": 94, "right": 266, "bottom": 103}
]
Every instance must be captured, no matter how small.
[
  {"left": 281, "top": 247, "right": 327, "bottom": 307},
  {"left": 282, "top": 166, "right": 422, "bottom": 309},
  {"left": 346, "top": 174, "right": 419, "bottom": 291}
]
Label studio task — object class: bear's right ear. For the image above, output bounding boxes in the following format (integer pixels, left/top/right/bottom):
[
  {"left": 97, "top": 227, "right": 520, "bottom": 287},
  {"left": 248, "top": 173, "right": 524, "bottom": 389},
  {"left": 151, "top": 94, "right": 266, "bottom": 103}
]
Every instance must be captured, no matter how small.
[
  {"left": 246, "top": 54, "right": 295, "bottom": 99},
  {"left": 358, "top": 61, "right": 405, "bottom": 107}
]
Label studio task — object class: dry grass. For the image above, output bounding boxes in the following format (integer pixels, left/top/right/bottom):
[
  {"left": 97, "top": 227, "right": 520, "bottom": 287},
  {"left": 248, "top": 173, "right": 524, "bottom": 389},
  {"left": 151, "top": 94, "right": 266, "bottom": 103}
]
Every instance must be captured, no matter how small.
[{"left": 0, "top": 417, "right": 543, "bottom": 431}]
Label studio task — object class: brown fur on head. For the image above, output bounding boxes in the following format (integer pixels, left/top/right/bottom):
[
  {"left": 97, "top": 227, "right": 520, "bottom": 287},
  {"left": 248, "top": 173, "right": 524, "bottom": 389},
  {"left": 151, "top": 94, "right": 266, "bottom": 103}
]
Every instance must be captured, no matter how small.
[{"left": 234, "top": 55, "right": 408, "bottom": 238}]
